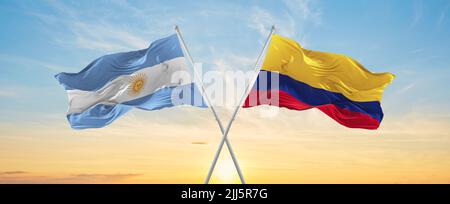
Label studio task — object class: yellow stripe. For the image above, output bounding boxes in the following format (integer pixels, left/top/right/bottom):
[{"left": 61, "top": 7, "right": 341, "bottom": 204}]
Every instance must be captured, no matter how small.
[{"left": 261, "top": 34, "right": 395, "bottom": 102}]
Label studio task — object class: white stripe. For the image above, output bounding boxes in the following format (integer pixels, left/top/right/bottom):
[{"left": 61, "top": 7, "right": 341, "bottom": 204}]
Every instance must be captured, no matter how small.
[{"left": 66, "top": 57, "right": 191, "bottom": 114}]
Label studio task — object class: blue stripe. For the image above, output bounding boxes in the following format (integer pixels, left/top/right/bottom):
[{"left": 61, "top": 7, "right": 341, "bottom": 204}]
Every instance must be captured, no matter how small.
[
  {"left": 55, "top": 34, "right": 184, "bottom": 91},
  {"left": 67, "top": 83, "right": 207, "bottom": 129},
  {"left": 254, "top": 70, "right": 384, "bottom": 122}
]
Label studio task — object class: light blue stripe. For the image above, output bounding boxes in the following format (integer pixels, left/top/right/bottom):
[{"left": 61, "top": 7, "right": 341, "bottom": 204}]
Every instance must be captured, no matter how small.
[
  {"left": 67, "top": 104, "right": 133, "bottom": 129},
  {"left": 55, "top": 34, "right": 184, "bottom": 91},
  {"left": 67, "top": 83, "right": 207, "bottom": 129}
]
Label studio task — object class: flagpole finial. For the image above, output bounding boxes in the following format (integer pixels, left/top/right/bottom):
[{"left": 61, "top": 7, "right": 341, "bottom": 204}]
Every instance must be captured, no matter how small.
[
  {"left": 174, "top": 25, "right": 179, "bottom": 31},
  {"left": 271, "top": 25, "right": 276, "bottom": 31}
]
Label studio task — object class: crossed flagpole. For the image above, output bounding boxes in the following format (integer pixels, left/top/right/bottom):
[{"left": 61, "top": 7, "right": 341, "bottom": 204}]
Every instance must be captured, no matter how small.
[{"left": 175, "top": 25, "right": 275, "bottom": 184}]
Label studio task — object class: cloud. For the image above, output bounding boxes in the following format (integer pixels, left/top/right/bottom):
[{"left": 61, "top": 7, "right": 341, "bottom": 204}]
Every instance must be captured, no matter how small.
[
  {"left": 0, "top": 172, "right": 143, "bottom": 184},
  {"left": 0, "top": 53, "right": 74, "bottom": 72},
  {"left": 396, "top": 83, "right": 416, "bottom": 94},
  {"left": 192, "top": 141, "right": 208, "bottom": 145},
  {"left": 0, "top": 85, "right": 45, "bottom": 99},
  {"left": 282, "top": 0, "right": 322, "bottom": 25},
  {"left": 0, "top": 90, "right": 17, "bottom": 98},
  {"left": 64, "top": 22, "right": 148, "bottom": 52},
  {"left": 437, "top": 3, "right": 450, "bottom": 28},
  {"left": 29, "top": 1, "right": 160, "bottom": 53},
  {"left": 411, "top": 0, "right": 424, "bottom": 28},
  {"left": 249, "top": 7, "right": 296, "bottom": 38},
  {"left": 70, "top": 173, "right": 143, "bottom": 181},
  {"left": 248, "top": 0, "right": 322, "bottom": 45},
  {"left": 248, "top": 8, "right": 276, "bottom": 36},
  {"left": 0, "top": 171, "right": 28, "bottom": 175}
]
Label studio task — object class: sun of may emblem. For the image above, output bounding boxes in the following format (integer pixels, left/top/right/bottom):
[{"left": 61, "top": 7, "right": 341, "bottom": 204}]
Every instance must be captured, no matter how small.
[{"left": 128, "top": 73, "right": 146, "bottom": 95}]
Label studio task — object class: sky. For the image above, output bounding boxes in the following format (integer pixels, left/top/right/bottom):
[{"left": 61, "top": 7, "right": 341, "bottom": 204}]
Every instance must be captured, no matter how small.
[{"left": 0, "top": 0, "right": 450, "bottom": 183}]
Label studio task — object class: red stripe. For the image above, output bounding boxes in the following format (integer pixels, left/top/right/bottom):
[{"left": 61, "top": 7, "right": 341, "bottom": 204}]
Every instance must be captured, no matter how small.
[{"left": 243, "top": 90, "right": 380, "bottom": 130}]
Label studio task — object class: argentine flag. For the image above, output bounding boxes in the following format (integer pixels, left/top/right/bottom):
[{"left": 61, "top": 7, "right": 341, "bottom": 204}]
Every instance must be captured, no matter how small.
[{"left": 55, "top": 34, "right": 206, "bottom": 129}]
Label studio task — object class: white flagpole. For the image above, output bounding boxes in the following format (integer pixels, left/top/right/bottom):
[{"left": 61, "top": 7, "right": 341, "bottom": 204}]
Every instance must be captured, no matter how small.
[
  {"left": 204, "top": 26, "right": 276, "bottom": 184},
  {"left": 174, "top": 26, "right": 246, "bottom": 184}
]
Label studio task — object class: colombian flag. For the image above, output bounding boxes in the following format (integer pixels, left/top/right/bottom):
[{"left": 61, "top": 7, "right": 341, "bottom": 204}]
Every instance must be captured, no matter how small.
[{"left": 243, "top": 34, "right": 395, "bottom": 129}]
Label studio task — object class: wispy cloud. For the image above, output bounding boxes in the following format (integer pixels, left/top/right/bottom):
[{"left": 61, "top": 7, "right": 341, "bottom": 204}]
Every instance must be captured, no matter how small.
[
  {"left": 249, "top": 7, "right": 296, "bottom": 38},
  {"left": 282, "top": 0, "right": 322, "bottom": 26},
  {"left": 437, "top": 3, "right": 450, "bottom": 28},
  {"left": 396, "top": 83, "right": 416, "bottom": 94},
  {"left": 411, "top": 0, "right": 424, "bottom": 28},
  {"left": 0, "top": 89, "right": 17, "bottom": 98},
  {"left": 0, "top": 171, "right": 143, "bottom": 184},
  {"left": 67, "top": 22, "right": 148, "bottom": 51},
  {"left": 0, "top": 171, "right": 28, "bottom": 175},
  {"left": 0, "top": 53, "right": 73, "bottom": 72},
  {"left": 248, "top": 0, "right": 322, "bottom": 46},
  {"left": 69, "top": 173, "right": 143, "bottom": 182},
  {"left": 29, "top": 0, "right": 162, "bottom": 53}
]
